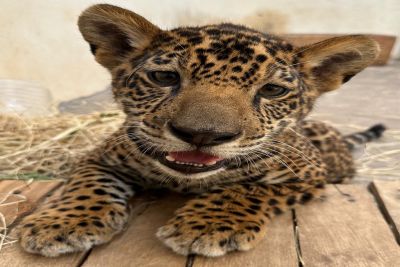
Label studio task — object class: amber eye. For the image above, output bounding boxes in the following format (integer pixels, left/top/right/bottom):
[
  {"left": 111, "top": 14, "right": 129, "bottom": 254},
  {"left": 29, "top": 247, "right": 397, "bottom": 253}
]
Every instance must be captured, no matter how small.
[
  {"left": 148, "top": 71, "right": 180, "bottom": 87},
  {"left": 258, "top": 84, "right": 289, "bottom": 98}
]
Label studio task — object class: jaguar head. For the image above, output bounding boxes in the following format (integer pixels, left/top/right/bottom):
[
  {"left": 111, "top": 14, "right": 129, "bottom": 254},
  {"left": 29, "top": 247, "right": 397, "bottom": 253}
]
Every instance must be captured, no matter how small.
[{"left": 78, "top": 4, "right": 379, "bottom": 179}]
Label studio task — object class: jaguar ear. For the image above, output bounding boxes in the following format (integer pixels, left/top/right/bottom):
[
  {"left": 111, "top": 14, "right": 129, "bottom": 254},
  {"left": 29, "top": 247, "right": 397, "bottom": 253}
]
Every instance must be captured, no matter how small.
[
  {"left": 297, "top": 35, "right": 380, "bottom": 93},
  {"left": 78, "top": 4, "right": 161, "bottom": 70}
]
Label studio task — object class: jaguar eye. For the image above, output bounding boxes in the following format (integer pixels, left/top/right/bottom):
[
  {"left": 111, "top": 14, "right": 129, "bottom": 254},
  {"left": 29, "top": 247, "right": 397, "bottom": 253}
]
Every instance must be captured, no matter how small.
[
  {"left": 148, "top": 71, "right": 180, "bottom": 87},
  {"left": 258, "top": 84, "right": 289, "bottom": 98}
]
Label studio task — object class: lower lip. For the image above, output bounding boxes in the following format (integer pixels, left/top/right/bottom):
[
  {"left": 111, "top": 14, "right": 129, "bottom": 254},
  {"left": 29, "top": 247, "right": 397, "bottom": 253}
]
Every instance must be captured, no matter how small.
[{"left": 158, "top": 156, "right": 226, "bottom": 174}]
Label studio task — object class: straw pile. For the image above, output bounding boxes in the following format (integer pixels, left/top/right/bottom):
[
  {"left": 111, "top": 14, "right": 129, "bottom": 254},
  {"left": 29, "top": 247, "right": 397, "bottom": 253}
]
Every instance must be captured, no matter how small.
[{"left": 0, "top": 111, "right": 125, "bottom": 180}]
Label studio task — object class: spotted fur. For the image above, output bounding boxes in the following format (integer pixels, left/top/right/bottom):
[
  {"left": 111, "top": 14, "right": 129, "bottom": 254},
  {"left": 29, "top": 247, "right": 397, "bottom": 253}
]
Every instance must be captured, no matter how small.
[{"left": 18, "top": 4, "right": 383, "bottom": 257}]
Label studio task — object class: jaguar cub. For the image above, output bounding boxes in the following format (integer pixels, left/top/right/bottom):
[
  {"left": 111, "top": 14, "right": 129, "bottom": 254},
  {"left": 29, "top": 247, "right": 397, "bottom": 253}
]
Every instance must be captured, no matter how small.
[{"left": 19, "top": 4, "right": 385, "bottom": 257}]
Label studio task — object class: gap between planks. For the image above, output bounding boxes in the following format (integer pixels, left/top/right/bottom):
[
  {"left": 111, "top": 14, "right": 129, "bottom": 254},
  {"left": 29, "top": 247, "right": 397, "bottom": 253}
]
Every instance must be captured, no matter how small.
[
  {"left": 369, "top": 179, "right": 400, "bottom": 245},
  {"left": 295, "top": 183, "right": 400, "bottom": 267}
]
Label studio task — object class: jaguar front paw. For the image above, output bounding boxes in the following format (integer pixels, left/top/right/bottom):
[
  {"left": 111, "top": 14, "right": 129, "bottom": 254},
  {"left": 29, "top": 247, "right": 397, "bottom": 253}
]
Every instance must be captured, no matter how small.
[
  {"left": 157, "top": 208, "right": 266, "bottom": 257},
  {"left": 18, "top": 205, "right": 129, "bottom": 257}
]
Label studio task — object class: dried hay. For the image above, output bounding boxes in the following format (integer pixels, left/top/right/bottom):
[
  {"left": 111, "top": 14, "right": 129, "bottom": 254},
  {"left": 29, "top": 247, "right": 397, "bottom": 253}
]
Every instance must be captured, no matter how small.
[{"left": 0, "top": 111, "right": 124, "bottom": 180}]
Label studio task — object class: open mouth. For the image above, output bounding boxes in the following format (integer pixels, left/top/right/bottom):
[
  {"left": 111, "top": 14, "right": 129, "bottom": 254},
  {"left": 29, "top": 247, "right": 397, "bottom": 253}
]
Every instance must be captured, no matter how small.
[{"left": 158, "top": 150, "right": 226, "bottom": 174}]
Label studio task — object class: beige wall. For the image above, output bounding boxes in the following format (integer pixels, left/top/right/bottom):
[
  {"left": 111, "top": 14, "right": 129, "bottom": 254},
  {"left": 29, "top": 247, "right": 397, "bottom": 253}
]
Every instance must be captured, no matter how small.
[{"left": 1, "top": 0, "right": 399, "bottom": 102}]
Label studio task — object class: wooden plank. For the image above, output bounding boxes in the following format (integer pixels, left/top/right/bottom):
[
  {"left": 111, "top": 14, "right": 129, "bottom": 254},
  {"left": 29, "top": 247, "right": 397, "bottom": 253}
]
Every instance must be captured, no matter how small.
[
  {"left": 0, "top": 180, "right": 87, "bottom": 267},
  {"left": 82, "top": 194, "right": 189, "bottom": 267},
  {"left": 0, "top": 180, "right": 63, "bottom": 226},
  {"left": 194, "top": 213, "right": 298, "bottom": 267},
  {"left": 370, "top": 180, "right": 400, "bottom": 244},
  {"left": 296, "top": 184, "right": 400, "bottom": 267}
]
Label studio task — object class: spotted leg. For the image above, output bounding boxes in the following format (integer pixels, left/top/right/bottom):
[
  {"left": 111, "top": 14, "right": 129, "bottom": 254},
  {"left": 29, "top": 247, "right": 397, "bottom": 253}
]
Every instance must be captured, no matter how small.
[
  {"left": 18, "top": 161, "right": 136, "bottom": 257},
  {"left": 157, "top": 177, "right": 325, "bottom": 257}
]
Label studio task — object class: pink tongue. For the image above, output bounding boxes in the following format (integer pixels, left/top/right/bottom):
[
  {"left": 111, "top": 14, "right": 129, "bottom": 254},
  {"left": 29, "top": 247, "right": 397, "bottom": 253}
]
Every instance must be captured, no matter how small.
[{"left": 169, "top": 151, "right": 222, "bottom": 164}]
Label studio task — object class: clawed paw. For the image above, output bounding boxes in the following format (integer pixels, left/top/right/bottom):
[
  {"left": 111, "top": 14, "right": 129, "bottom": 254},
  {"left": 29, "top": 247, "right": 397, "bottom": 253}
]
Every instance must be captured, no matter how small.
[
  {"left": 18, "top": 206, "right": 128, "bottom": 257},
  {"left": 157, "top": 212, "right": 265, "bottom": 257}
]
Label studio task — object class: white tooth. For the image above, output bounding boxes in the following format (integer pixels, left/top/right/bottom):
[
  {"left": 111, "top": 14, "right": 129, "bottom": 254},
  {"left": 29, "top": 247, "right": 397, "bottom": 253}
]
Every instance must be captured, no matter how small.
[
  {"left": 206, "top": 161, "right": 217, "bottom": 166},
  {"left": 166, "top": 155, "right": 175, "bottom": 161},
  {"left": 172, "top": 161, "right": 208, "bottom": 167}
]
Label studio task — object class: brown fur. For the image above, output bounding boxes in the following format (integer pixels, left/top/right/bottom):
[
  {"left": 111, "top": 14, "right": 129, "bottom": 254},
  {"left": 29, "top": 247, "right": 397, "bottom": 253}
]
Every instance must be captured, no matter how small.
[{"left": 18, "top": 4, "right": 381, "bottom": 257}]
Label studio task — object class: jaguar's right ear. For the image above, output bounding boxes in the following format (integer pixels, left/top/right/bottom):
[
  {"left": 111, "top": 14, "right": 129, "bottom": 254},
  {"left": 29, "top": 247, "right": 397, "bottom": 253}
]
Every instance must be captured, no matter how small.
[{"left": 78, "top": 4, "right": 161, "bottom": 70}]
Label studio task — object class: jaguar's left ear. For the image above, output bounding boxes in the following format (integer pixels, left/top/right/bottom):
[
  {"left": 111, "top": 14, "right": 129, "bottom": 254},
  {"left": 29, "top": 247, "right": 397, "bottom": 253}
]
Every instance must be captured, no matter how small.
[{"left": 297, "top": 35, "right": 380, "bottom": 93}]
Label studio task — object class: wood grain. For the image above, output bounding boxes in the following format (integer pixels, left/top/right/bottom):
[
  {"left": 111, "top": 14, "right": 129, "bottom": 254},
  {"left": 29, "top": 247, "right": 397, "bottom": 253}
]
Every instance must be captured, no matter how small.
[
  {"left": 193, "top": 212, "right": 298, "bottom": 267},
  {"left": 0, "top": 180, "right": 87, "bottom": 267},
  {"left": 296, "top": 184, "right": 400, "bottom": 267},
  {"left": 82, "top": 194, "right": 190, "bottom": 267},
  {"left": 370, "top": 180, "right": 400, "bottom": 244}
]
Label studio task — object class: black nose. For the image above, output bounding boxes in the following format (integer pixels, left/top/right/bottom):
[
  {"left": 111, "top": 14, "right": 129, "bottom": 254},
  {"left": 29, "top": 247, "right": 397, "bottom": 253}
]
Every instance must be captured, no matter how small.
[{"left": 169, "top": 123, "right": 241, "bottom": 146}]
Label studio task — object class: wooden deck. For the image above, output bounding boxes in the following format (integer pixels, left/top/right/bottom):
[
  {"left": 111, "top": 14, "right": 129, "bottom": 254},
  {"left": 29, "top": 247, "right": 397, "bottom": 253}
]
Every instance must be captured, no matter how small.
[{"left": 1, "top": 180, "right": 399, "bottom": 267}]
